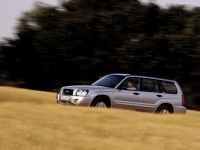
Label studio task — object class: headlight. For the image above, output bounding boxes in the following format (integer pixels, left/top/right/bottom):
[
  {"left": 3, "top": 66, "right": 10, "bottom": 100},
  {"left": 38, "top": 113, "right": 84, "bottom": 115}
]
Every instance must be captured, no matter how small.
[
  {"left": 75, "top": 89, "right": 89, "bottom": 96},
  {"left": 58, "top": 88, "right": 63, "bottom": 94}
]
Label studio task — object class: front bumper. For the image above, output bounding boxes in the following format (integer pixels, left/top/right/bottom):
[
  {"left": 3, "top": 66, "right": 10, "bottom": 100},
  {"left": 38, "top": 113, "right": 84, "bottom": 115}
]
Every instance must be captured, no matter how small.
[{"left": 56, "top": 94, "right": 94, "bottom": 106}]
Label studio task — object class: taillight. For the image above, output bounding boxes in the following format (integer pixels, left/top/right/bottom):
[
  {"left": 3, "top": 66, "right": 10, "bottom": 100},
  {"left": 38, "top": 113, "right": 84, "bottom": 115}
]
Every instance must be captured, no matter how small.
[{"left": 182, "top": 95, "right": 185, "bottom": 106}]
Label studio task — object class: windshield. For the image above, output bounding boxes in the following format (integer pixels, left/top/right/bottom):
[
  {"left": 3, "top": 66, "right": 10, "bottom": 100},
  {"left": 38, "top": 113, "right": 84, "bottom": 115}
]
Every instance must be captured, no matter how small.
[{"left": 92, "top": 75, "right": 125, "bottom": 88}]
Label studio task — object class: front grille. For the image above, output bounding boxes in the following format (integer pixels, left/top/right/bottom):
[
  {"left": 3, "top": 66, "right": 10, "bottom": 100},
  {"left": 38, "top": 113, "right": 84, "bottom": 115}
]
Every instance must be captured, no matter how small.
[{"left": 62, "top": 89, "right": 73, "bottom": 95}]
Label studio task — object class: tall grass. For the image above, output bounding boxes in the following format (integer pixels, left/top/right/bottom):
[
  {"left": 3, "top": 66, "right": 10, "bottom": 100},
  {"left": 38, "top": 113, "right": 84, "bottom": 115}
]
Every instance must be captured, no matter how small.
[{"left": 0, "top": 86, "right": 200, "bottom": 150}]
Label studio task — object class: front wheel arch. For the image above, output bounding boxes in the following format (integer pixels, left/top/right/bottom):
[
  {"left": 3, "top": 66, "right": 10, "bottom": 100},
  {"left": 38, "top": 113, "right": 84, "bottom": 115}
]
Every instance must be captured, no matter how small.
[{"left": 90, "top": 95, "right": 111, "bottom": 108}]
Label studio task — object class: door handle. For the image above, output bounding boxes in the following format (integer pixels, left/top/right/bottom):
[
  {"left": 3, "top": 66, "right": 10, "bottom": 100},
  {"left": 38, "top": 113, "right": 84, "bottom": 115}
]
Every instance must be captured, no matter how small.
[
  {"left": 156, "top": 94, "right": 163, "bottom": 97},
  {"left": 133, "top": 92, "right": 139, "bottom": 95}
]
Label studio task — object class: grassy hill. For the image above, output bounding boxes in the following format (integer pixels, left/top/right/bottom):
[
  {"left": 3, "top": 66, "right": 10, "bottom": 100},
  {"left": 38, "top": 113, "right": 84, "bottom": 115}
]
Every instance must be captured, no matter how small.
[{"left": 0, "top": 86, "right": 200, "bottom": 150}]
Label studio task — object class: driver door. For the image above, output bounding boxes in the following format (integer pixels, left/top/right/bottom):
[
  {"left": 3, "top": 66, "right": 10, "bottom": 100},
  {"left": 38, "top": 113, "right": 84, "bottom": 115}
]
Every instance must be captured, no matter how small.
[{"left": 113, "top": 77, "right": 141, "bottom": 111}]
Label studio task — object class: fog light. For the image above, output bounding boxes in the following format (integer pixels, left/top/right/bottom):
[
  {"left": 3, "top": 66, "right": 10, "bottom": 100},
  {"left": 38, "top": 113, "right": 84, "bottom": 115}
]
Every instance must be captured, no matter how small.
[{"left": 73, "top": 99, "right": 79, "bottom": 104}]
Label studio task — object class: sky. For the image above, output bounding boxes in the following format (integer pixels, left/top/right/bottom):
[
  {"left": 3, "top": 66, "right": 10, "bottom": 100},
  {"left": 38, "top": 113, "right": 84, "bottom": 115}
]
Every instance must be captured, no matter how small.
[
  {"left": 140, "top": 0, "right": 200, "bottom": 8},
  {"left": 1, "top": 0, "right": 200, "bottom": 41},
  {"left": 0, "top": 0, "right": 58, "bottom": 41}
]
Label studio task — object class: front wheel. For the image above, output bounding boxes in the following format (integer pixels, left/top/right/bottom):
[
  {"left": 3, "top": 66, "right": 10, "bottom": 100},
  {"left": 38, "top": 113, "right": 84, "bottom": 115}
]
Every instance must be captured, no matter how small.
[
  {"left": 156, "top": 106, "right": 173, "bottom": 114},
  {"left": 91, "top": 98, "right": 108, "bottom": 108}
]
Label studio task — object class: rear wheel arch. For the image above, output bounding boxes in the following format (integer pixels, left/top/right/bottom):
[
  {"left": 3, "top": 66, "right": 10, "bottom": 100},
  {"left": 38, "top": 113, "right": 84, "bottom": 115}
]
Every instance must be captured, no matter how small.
[
  {"left": 90, "top": 95, "right": 111, "bottom": 108},
  {"left": 156, "top": 103, "right": 174, "bottom": 114}
]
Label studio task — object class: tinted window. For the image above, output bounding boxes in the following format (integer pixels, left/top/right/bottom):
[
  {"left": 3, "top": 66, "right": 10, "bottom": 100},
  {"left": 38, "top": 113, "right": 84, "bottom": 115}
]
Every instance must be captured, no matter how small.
[
  {"left": 141, "top": 78, "right": 160, "bottom": 93},
  {"left": 92, "top": 75, "right": 125, "bottom": 88},
  {"left": 161, "top": 81, "right": 177, "bottom": 94}
]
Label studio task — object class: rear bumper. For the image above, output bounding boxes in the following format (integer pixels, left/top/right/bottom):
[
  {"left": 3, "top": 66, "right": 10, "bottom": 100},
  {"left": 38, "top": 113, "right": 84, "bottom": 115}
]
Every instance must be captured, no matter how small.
[{"left": 173, "top": 105, "right": 187, "bottom": 114}]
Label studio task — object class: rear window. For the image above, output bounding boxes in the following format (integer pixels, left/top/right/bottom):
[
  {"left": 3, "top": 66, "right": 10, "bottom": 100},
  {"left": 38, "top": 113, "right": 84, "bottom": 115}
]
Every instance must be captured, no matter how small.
[{"left": 161, "top": 81, "right": 177, "bottom": 94}]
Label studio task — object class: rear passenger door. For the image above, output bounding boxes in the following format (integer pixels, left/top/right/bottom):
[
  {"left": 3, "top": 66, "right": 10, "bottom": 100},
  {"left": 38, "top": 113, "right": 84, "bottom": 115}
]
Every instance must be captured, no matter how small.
[{"left": 140, "top": 78, "right": 164, "bottom": 112}]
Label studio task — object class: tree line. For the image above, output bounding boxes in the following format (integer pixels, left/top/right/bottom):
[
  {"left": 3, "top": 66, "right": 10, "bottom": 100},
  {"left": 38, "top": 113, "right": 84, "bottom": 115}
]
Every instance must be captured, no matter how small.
[{"left": 1, "top": 0, "right": 200, "bottom": 110}]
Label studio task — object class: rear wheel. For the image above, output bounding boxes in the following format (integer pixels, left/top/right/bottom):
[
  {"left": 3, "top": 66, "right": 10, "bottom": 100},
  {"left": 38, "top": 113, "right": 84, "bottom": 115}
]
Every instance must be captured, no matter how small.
[
  {"left": 91, "top": 98, "right": 109, "bottom": 108},
  {"left": 156, "top": 106, "right": 173, "bottom": 114}
]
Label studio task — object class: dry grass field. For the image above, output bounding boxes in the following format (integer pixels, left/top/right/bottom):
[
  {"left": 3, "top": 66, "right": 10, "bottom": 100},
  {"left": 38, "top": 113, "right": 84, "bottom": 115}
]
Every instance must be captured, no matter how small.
[{"left": 0, "top": 86, "right": 200, "bottom": 150}]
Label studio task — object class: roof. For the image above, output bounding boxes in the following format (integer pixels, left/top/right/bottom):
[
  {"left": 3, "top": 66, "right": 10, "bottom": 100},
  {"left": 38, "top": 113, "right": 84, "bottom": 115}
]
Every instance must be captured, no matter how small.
[{"left": 108, "top": 73, "right": 176, "bottom": 82}]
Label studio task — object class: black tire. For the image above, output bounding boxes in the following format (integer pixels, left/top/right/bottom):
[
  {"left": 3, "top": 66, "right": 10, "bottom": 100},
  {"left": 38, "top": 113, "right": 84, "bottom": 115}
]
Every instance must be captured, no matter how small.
[
  {"left": 91, "top": 97, "right": 109, "bottom": 108},
  {"left": 156, "top": 106, "right": 173, "bottom": 114}
]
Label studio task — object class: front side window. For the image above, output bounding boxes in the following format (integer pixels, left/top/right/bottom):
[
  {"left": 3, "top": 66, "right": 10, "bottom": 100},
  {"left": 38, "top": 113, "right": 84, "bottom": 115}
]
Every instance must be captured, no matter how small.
[
  {"left": 141, "top": 78, "right": 160, "bottom": 93},
  {"left": 161, "top": 81, "right": 177, "bottom": 94},
  {"left": 92, "top": 75, "right": 125, "bottom": 88},
  {"left": 118, "top": 78, "right": 140, "bottom": 91}
]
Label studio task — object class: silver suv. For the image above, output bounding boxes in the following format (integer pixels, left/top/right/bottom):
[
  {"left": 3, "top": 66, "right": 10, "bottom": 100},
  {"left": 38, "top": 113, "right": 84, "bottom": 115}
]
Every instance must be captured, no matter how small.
[{"left": 56, "top": 74, "right": 186, "bottom": 114}]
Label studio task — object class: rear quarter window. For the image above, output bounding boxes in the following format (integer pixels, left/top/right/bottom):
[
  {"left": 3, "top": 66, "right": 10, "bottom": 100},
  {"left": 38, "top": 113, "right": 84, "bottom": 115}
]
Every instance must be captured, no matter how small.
[{"left": 161, "top": 81, "right": 177, "bottom": 94}]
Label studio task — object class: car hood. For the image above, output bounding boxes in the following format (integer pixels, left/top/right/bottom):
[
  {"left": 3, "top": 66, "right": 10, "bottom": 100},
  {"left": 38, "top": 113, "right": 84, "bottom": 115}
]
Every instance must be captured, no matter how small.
[{"left": 62, "top": 85, "right": 115, "bottom": 91}]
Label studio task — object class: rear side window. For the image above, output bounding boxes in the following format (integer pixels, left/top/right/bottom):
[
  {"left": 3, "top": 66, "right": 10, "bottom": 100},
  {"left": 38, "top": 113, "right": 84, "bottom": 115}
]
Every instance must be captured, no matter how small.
[
  {"left": 161, "top": 81, "right": 177, "bottom": 94},
  {"left": 141, "top": 78, "right": 160, "bottom": 93}
]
